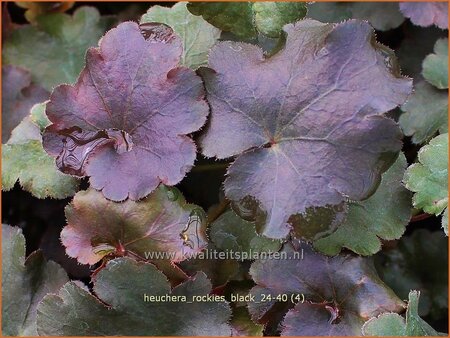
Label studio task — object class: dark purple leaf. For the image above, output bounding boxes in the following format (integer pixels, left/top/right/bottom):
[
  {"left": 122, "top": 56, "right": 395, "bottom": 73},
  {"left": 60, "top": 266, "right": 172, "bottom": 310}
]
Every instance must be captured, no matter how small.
[
  {"left": 43, "top": 22, "right": 209, "bottom": 201},
  {"left": 199, "top": 20, "right": 412, "bottom": 239},
  {"left": 400, "top": 2, "right": 448, "bottom": 29},
  {"left": 2, "top": 65, "right": 49, "bottom": 143},
  {"left": 249, "top": 244, "right": 405, "bottom": 336}
]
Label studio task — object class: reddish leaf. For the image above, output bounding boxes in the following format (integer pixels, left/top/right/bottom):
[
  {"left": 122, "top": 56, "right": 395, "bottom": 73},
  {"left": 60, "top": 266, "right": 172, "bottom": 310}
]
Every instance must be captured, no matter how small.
[
  {"left": 400, "top": 2, "right": 448, "bottom": 29},
  {"left": 249, "top": 244, "right": 405, "bottom": 335},
  {"left": 199, "top": 20, "right": 412, "bottom": 238},
  {"left": 43, "top": 22, "right": 209, "bottom": 201},
  {"left": 2, "top": 66, "right": 48, "bottom": 143},
  {"left": 61, "top": 186, "right": 207, "bottom": 265}
]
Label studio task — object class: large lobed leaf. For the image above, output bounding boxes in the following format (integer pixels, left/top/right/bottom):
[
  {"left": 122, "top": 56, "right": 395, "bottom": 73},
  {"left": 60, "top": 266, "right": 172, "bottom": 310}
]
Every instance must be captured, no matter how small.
[
  {"left": 362, "top": 291, "right": 444, "bottom": 336},
  {"left": 2, "top": 65, "right": 48, "bottom": 143},
  {"left": 313, "top": 153, "right": 411, "bottom": 256},
  {"left": 400, "top": 2, "right": 448, "bottom": 29},
  {"left": 2, "top": 103, "right": 79, "bottom": 199},
  {"left": 3, "top": 7, "right": 112, "bottom": 91},
  {"left": 140, "top": 2, "right": 220, "bottom": 70},
  {"left": 42, "top": 22, "right": 209, "bottom": 201},
  {"left": 37, "top": 257, "right": 232, "bottom": 335},
  {"left": 404, "top": 133, "right": 448, "bottom": 234},
  {"left": 249, "top": 244, "right": 404, "bottom": 335},
  {"left": 62, "top": 186, "right": 207, "bottom": 265},
  {"left": 200, "top": 20, "right": 412, "bottom": 239},
  {"left": 2, "top": 224, "right": 68, "bottom": 336},
  {"left": 187, "top": 2, "right": 307, "bottom": 39}
]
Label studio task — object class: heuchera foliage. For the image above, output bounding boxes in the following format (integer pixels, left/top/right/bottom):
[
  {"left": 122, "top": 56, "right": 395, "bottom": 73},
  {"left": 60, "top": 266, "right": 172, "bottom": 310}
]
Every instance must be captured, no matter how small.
[
  {"left": 2, "top": 2, "right": 448, "bottom": 337},
  {"left": 200, "top": 20, "right": 412, "bottom": 238},
  {"left": 399, "top": 2, "right": 448, "bottom": 29},
  {"left": 42, "top": 22, "right": 209, "bottom": 201}
]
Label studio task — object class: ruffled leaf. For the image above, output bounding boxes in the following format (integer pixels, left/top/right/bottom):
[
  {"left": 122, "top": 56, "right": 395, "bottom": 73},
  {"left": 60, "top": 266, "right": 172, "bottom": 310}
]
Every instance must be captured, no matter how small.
[
  {"left": 404, "top": 134, "right": 448, "bottom": 234},
  {"left": 249, "top": 244, "right": 404, "bottom": 335},
  {"left": 422, "top": 38, "right": 448, "bottom": 89},
  {"left": 314, "top": 153, "right": 411, "bottom": 256},
  {"left": 2, "top": 224, "right": 68, "bottom": 336},
  {"left": 187, "top": 2, "right": 307, "bottom": 39},
  {"left": 61, "top": 186, "right": 207, "bottom": 265},
  {"left": 200, "top": 20, "right": 412, "bottom": 239},
  {"left": 400, "top": 81, "right": 448, "bottom": 144},
  {"left": 210, "top": 210, "right": 282, "bottom": 256},
  {"left": 141, "top": 2, "right": 220, "bottom": 69},
  {"left": 36, "top": 257, "right": 232, "bottom": 335},
  {"left": 400, "top": 2, "right": 448, "bottom": 29},
  {"left": 362, "top": 291, "right": 444, "bottom": 336},
  {"left": 42, "top": 22, "right": 209, "bottom": 201},
  {"left": 2, "top": 103, "right": 79, "bottom": 199}
]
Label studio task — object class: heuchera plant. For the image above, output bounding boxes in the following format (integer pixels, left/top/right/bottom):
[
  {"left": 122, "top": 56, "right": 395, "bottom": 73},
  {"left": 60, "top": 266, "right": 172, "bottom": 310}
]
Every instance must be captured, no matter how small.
[{"left": 2, "top": 2, "right": 448, "bottom": 336}]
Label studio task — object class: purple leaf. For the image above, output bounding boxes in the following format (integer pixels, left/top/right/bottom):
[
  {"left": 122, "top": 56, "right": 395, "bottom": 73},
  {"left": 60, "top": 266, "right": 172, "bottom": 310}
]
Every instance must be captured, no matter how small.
[
  {"left": 400, "top": 2, "right": 448, "bottom": 29},
  {"left": 2, "top": 65, "right": 48, "bottom": 143},
  {"left": 199, "top": 20, "right": 412, "bottom": 239},
  {"left": 43, "top": 22, "right": 209, "bottom": 201},
  {"left": 249, "top": 244, "right": 405, "bottom": 335}
]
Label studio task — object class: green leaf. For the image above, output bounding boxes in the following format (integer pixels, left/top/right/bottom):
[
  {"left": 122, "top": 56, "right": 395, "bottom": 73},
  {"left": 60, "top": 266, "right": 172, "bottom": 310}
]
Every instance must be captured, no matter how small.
[
  {"left": 376, "top": 229, "right": 448, "bottom": 319},
  {"left": 178, "top": 243, "right": 242, "bottom": 287},
  {"left": 30, "top": 101, "right": 51, "bottom": 130},
  {"left": 187, "top": 2, "right": 307, "bottom": 39},
  {"left": 288, "top": 203, "right": 348, "bottom": 242},
  {"left": 231, "top": 307, "right": 264, "bottom": 336},
  {"left": 252, "top": 2, "right": 307, "bottom": 38},
  {"left": 210, "top": 210, "right": 282, "bottom": 257},
  {"left": 249, "top": 244, "right": 404, "bottom": 335},
  {"left": 404, "top": 133, "right": 448, "bottom": 234},
  {"left": 362, "top": 291, "right": 444, "bottom": 336},
  {"left": 422, "top": 38, "right": 448, "bottom": 89},
  {"left": 314, "top": 153, "right": 412, "bottom": 256},
  {"left": 307, "top": 2, "right": 404, "bottom": 31},
  {"left": 2, "top": 103, "right": 79, "bottom": 199},
  {"left": 3, "top": 7, "right": 113, "bottom": 90},
  {"left": 140, "top": 2, "right": 220, "bottom": 69},
  {"left": 37, "top": 257, "right": 232, "bottom": 335},
  {"left": 399, "top": 81, "right": 448, "bottom": 144},
  {"left": 2, "top": 224, "right": 68, "bottom": 336}
]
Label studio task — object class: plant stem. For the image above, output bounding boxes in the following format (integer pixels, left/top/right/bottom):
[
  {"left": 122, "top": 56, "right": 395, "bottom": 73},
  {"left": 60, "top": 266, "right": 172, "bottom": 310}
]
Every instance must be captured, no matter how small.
[
  {"left": 410, "top": 213, "right": 432, "bottom": 222},
  {"left": 191, "top": 163, "right": 229, "bottom": 172},
  {"left": 207, "top": 199, "right": 230, "bottom": 223}
]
